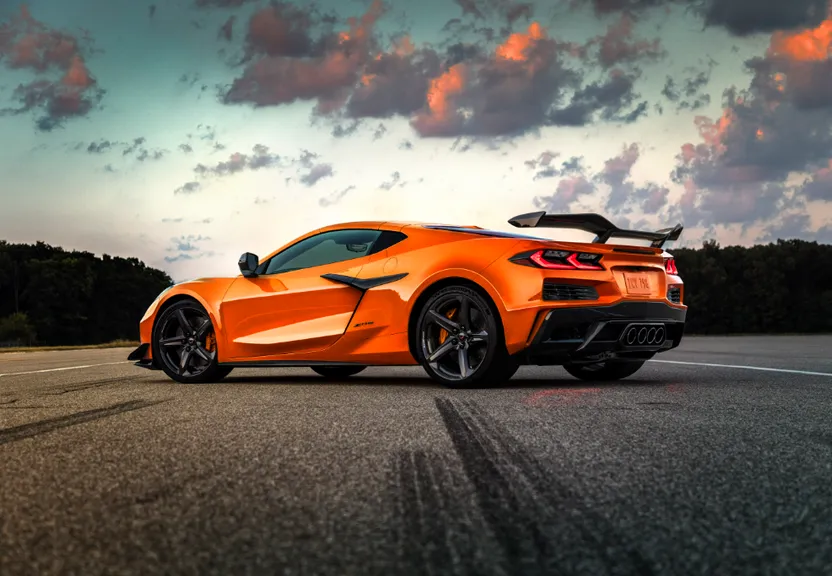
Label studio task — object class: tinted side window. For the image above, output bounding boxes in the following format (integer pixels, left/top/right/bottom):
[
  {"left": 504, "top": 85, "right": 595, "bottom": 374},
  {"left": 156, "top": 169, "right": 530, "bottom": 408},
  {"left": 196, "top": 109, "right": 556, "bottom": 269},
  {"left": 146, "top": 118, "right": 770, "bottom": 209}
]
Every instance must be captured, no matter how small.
[
  {"left": 368, "top": 231, "right": 408, "bottom": 254},
  {"left": 264, "top": 229, "right": 382, "bottom": 275}
]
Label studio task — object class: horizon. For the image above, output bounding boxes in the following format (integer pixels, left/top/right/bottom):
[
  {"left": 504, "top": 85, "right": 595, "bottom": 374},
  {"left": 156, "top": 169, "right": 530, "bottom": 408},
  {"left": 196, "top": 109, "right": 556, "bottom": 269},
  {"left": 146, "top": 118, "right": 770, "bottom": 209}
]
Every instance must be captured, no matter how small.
[{"left": 2, "top": 0, "right": 832, "bottom": 281}]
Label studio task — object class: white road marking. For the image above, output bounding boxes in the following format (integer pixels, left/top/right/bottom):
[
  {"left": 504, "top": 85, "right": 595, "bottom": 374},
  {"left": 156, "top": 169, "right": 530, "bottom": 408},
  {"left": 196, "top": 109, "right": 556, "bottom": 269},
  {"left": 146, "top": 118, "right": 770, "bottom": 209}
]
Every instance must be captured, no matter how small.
[
  {"left": 0, "top": 361, "right": 131, "bottom": 378},
  {"left": 650, "top": 359, "right": 832, "bottom": 377}
]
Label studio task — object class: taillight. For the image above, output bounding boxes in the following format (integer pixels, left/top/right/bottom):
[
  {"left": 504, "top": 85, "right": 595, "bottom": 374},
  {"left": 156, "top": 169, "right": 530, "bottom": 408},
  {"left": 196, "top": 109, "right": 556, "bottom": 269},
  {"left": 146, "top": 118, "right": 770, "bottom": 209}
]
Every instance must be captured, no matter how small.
[
  {"left": 665, "top": 258, "right": 678, "bottom": 275},
  {"left": 524, "top": 249, "right": 604, "bottom": 270}
]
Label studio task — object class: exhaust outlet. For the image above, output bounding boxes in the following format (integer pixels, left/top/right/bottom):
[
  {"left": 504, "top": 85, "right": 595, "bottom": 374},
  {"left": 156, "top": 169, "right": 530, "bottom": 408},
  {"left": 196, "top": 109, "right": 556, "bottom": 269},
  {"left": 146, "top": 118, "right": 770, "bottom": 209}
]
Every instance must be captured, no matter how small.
[
  {"left": 647, "top": 327, "right": 657, "bottom": 344},
  {"left": 637, "top": 328, "right": 647, "bottom": 345},
  {"left": 626, "top": 327, "right": 637, "bottom": 345},
  {"left": 655, "top": 326, "right": 665, "bottom": 344}
]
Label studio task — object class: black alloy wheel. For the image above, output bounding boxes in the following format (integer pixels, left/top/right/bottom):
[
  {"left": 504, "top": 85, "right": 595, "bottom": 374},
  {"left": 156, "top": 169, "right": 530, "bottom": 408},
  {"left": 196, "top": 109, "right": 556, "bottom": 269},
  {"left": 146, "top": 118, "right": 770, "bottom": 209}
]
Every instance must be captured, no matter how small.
[
  {"left": 415, "top": 285, "right": 516, "bottom": 388},
  {"left": 311, "top": 365, "right": 367, "bottom": 379},
  {"left": 563, "top": 359, "right": 646, "bottom": 381},
  {"left": 152, "top": 300, "right": 232, "bottom": 383}
]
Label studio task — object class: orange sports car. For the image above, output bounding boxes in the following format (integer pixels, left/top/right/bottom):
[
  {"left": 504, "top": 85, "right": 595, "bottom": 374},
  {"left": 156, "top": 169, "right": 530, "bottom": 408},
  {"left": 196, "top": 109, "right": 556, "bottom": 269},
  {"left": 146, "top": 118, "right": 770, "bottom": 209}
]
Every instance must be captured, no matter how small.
[{"left": 128, "top": 212, "right": 686, "bottom": 388}]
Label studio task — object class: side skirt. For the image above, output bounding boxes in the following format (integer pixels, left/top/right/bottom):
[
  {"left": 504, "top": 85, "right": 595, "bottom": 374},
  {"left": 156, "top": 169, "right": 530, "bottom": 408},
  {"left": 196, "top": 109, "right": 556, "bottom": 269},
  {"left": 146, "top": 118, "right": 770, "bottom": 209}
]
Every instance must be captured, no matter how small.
[{"left": 218, "top": 360, "right": 420, "bottom": 368}]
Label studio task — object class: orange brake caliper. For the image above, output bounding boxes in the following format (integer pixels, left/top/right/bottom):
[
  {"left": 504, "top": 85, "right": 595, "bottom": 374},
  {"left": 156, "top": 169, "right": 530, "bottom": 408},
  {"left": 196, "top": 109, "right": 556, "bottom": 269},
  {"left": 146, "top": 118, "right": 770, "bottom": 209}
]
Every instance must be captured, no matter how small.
[
  {"left": 438, "top": 308, "right": 457, "bottom": 345},
  {"left": 204, "top": 332, "right": 216, "bottom": 352}
]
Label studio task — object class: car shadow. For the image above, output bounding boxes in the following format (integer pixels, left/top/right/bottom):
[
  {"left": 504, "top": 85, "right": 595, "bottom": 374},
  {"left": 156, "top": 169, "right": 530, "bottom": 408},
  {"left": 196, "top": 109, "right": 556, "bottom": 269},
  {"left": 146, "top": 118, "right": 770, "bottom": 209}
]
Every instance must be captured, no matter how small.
[{"left": 145, "top": 374, "right": 664, "bottom": 389}]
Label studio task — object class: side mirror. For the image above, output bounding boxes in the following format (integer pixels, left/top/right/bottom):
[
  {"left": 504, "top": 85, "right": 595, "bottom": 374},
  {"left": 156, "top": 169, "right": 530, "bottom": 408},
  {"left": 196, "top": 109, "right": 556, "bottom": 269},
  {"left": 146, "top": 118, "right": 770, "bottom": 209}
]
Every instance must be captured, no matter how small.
[{"left": 238, "top": 252, "right": 259, "bottom": 278}]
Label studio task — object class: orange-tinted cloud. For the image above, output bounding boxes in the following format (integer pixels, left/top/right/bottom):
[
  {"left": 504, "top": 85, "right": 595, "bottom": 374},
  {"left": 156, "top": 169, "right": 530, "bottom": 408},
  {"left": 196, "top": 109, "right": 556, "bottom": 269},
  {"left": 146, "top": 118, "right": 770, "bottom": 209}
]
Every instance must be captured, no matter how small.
[
  {"left": 225, "top": 1, "right": 383, "bottom": 111},
  {"left": 495, "top": 21, "right": 544, "bottom": 61},
  {"left": 768, "top": 17, "right": 832, "bottom": 61},
  {"left": 0, "top": 5, "right": 103, "bottom": 130}
]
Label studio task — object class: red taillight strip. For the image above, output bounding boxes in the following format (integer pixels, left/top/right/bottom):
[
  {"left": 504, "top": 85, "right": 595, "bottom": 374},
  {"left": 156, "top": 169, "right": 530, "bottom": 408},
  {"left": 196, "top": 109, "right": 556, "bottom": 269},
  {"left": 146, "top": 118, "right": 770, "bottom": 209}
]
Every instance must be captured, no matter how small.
[
  {"left": 529, "top": 250, "right": 603, "bottom": 270},
  {"left": 565, "top": 253, "right": 603, "bottom": 270},
  {"left": 530, "top": 250, "right": 573, "bottom": 269},
  {"left": 665, "top": 258, "right": 678, "bottom": 275}
]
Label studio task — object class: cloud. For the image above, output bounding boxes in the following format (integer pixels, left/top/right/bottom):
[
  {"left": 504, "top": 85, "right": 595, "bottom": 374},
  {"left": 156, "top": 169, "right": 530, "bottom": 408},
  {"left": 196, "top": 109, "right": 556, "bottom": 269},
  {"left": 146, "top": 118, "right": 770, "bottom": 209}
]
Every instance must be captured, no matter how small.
[
  {"left": 0, "top": 5, "right": 104, "bottom": 130},
  {"left": 661, "top": 61, "right": 714, "bottom": 111},
  {"left": 218, "top": 16, "right": 235, "bottom": 42},
  {"left": 218, "top": 8, "right": 654, "bottom": 138},
  {"left": 195, "top": 0, "right": 260, "bottom": 7},
  {"left": 175, "top": 182, "right": 202, "bottom": 194},
  {"left": 86, "top": 140, "right": 113, "bottom": 154},
  {"left": 453, "top": 0, "right": 535, "bottom": 24},
  {"left": 224, "top": 1, "right": 383, "bottom": 112},
  {"left": 669, "top": 14, "right": 832, "bottom": 227},
  {"left": 299, "top": 163, "right": 333, "bottom": 186},
  {"left": 548, "top": 69, "right": 647, "bottom": 126},
  {"left": 345, "top": 36, "right": 442, "bottom": 118},
  {"left": 295, "top": 149, "right": 334, "bottom": 186},
  {"left": 529, "top": 144, "right": 670, "bottom": 219},
  {"left": 534, "top": 175, "right": 597, "bottom": 212},
  {"left": 379, "top": 171, "right": 402, "bottom": 190},
  {"left": 588, "top": 0, "right": 829, "bottom": 36},
  {"left": 590, "top": 14, "right": 665, "bottom": 69},
  {"left": 796, "top": 161, "right": 832, "bottom": 202},
  {"left": 193, "top": 144, "right": 282, "bottom": 177},
  {"left": 319, "top": 185, "right": 355, "bottom": 206},
  {"left": 164, "top": 234, "right": 214, "bottom": 263},
  {"left": 411, "top": 22, "right": 590, "bottom": 137},
  {"left": 524, "top": 150, "right": 559, "bottom": 170}
]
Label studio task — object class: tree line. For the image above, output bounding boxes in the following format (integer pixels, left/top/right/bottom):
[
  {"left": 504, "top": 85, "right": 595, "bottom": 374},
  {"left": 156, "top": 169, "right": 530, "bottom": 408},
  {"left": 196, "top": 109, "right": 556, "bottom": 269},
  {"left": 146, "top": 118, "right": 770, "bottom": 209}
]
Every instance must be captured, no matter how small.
[
  {"left": 672, "top": 239, "right": 832, "bottom": 334},
  {"left": 0, "top": 238, "right": 830, "bottom": 347},
  {"left": 0, "top": 241, "right": 172, "bottom": 346}
]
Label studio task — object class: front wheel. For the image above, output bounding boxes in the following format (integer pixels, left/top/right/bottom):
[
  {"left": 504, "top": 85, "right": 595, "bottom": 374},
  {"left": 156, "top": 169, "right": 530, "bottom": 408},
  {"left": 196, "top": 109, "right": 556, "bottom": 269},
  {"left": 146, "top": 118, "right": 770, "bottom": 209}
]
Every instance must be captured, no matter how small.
[
  {"left": 311, "top": 365, "right": 367, "bottom": 379},
  {"left": 152, "top": 300, "right": 232, "bottom": 384},
  {"left": 563, "top": 360, "right": 646, "bottom": 381},
  {"left": 414, "top": 285, "right": 512, "bottom": 388}
]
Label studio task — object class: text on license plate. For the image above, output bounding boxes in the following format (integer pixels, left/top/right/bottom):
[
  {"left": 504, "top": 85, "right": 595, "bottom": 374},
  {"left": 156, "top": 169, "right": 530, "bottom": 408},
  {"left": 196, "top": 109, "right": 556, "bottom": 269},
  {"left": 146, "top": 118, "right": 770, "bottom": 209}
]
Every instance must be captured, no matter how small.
[{"left": 623, "top": 272, "right": 652, "bottom": 295}]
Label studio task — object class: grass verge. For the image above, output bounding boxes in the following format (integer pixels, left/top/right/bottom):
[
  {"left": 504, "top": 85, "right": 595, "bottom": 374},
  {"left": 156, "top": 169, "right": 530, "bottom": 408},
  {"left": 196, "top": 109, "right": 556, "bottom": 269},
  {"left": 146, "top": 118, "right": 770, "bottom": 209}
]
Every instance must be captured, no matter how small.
[{"left": 0, "top": 340, "right": 139, "bottom": 354}]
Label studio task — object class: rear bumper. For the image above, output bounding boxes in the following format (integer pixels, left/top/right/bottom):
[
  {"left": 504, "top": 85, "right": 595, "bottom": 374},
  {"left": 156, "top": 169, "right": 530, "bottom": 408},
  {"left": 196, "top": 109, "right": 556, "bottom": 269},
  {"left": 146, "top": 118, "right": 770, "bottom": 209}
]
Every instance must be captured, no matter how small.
[
  {"left": 521, "top": 301, "right": 686, "bottom": 365},
  {"left": 127, "top": 343, "right": 158, "bottom": 370}
]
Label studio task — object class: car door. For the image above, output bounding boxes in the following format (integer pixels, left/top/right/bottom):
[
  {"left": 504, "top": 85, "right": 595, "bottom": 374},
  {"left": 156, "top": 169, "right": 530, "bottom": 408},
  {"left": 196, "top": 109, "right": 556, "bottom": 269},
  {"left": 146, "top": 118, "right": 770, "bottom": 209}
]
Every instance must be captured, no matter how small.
[{"left": 220, "top": 228, "right": 387, "bottom": 360}]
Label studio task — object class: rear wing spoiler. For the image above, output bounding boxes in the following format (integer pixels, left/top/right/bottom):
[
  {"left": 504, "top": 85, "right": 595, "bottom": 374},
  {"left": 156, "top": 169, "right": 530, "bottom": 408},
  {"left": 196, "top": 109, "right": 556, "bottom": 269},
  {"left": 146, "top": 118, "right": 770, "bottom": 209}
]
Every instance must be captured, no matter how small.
[{"left": 508, "top": 211, "right": 683, "bottom": 248}]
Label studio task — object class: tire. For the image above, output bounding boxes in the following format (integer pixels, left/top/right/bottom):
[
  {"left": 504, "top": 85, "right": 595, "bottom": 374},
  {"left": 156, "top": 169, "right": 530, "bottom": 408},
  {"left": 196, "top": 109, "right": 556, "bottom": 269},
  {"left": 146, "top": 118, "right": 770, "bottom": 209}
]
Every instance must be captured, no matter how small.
[
  {"left": 151, "top": 300, "right": 232, "bottom": 384},
  {"left": 311, "top": 365, "right": 367, "bottom": 379},
  {"left": 563, "top": 359, "right": 646, "bottom": 382},
  {"left": 414, "top": 285, "right": 512, "bottom": 388}
]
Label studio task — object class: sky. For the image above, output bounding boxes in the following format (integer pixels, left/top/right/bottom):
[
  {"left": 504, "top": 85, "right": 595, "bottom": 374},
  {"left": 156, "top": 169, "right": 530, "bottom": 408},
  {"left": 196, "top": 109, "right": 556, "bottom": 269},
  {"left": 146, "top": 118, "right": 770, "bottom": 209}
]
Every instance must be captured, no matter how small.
[{"left": 1, "top": 0, "right": 832, "bottom": 281}]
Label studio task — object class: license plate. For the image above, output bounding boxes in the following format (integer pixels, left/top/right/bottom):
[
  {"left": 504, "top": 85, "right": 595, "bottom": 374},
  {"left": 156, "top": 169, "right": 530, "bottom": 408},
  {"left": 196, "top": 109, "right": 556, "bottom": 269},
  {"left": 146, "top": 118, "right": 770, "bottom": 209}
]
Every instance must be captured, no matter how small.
[{"left": 624, "top": 273, "right": 652, "bottom": 295}]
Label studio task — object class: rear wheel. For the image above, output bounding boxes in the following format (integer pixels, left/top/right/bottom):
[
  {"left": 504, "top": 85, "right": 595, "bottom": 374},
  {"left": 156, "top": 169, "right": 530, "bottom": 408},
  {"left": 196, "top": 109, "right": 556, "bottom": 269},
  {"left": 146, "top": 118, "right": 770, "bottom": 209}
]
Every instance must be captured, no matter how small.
[
  {"left": 414, "top": 285, "right": 513, "bottom": 388},
  {"left": 311, "top": 365, "right": 367, "bottom": 379},
  {"left": 152, "top": 300, "right": 232, "bottom": 384},
  {"left": 563, "top": 359, "right": 646, "bottom": 381}
]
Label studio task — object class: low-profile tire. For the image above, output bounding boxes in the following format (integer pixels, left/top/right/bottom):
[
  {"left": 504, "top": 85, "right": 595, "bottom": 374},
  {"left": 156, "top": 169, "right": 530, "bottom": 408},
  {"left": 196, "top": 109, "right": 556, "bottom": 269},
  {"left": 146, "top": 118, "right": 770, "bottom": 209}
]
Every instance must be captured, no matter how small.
[
  {"left": 414, "top": 284, "right": 512, "bottom": 389},
  {"left": 563, "top": 359, "right": 646, "bottom": 382},
  {"left": 151, "top": 299, "right": 232, "bottom": 384},
  {"left": 310, "top": 365, "right": 367, "bottom": 379}
]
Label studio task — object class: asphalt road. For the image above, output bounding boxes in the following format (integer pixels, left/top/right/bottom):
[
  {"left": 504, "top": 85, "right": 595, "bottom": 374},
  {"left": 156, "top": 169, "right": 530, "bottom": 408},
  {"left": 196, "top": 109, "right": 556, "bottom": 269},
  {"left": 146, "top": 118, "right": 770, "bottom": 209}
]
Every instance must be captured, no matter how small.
[{"left": 1, "top": 336, "right": 831, "bottom": 576}]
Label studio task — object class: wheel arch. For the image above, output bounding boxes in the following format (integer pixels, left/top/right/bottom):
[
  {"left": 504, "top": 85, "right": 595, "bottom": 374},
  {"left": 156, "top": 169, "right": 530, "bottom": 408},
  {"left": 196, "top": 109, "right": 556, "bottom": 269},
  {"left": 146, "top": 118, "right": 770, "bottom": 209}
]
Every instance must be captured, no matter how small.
[
  {"left": 406, "top": 275, "right": 508, "bottom": 362},
  {"left": 151, "top": 292, "right": 222, "bottom": 349}
]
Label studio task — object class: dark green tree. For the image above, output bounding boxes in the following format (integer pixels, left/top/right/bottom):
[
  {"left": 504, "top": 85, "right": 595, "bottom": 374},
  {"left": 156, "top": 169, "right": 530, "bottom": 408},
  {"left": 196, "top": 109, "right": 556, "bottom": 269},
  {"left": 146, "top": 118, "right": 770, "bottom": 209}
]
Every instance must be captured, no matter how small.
[{"left": 0, "top": 241, "right": 172, "bottom": 346}]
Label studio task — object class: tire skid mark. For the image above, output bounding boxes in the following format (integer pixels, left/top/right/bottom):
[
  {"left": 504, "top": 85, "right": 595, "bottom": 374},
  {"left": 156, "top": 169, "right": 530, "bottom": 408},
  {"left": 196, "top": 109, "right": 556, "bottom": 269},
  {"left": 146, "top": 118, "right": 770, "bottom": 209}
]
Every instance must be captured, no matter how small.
[
  {"left": 391, "top": 450, "right": 494, "bottom": 576},
  {"left": 435, "top": 397, "right": 655, "bottom": 576},
  {"left": 0, "top": 399, "right": 167, "bottom": 445},
  {"left": 40, "top": 375, "right": 143, "bottom": 396}
]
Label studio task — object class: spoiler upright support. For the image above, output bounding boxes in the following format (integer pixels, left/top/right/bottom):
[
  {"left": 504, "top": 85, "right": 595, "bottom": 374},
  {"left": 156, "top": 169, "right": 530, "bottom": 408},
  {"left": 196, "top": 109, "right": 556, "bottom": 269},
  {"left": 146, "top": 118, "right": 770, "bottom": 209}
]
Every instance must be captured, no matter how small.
[{"left": 508, "top": 211, "right": 683, "bottom": 248}]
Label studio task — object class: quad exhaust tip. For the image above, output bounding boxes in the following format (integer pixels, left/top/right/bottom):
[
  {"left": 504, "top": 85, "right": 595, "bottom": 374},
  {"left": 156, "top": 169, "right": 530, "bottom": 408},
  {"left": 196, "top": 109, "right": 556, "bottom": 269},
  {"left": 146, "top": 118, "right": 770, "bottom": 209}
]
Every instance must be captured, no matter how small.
[{"left": 624, "top": 324, "right": 666, "bottom": 346}]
